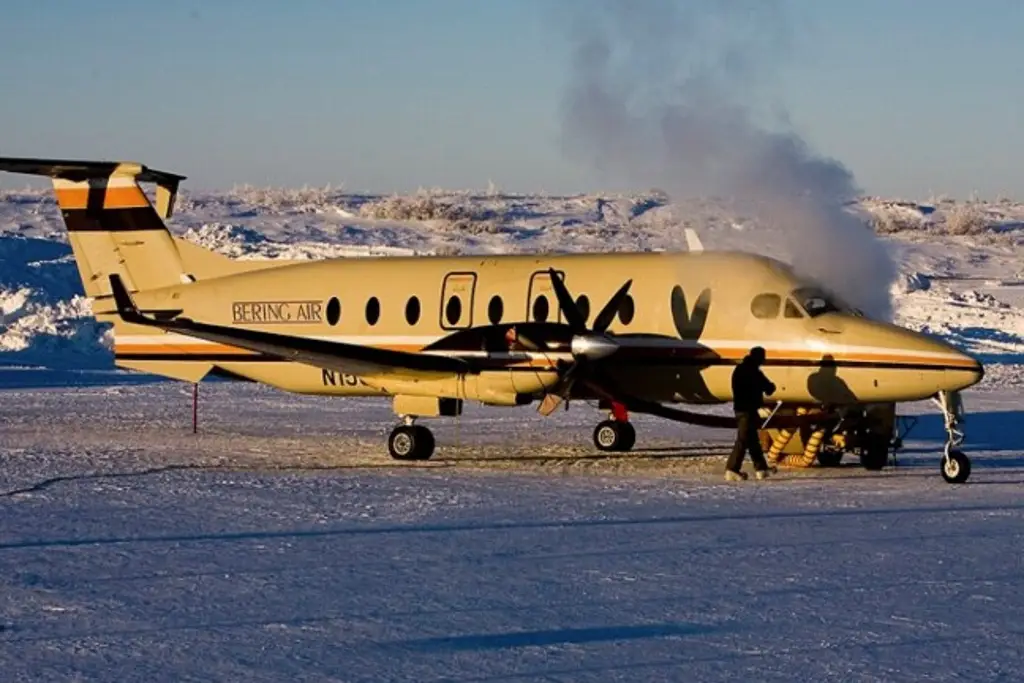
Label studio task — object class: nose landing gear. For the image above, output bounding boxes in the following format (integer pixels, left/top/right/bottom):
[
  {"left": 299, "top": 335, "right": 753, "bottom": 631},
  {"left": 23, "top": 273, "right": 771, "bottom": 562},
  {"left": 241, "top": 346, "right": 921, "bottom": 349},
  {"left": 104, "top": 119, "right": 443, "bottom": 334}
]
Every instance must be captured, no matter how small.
[{"left": 935, "top": 391, "right": 970, "bottom": 484}]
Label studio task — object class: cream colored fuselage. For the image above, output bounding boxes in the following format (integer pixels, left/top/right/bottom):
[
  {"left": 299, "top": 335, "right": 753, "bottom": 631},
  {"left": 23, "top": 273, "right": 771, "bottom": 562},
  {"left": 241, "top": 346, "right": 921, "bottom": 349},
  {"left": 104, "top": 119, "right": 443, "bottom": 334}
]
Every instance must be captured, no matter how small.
[{"left": 110, "top": 250, "right": 982, "bottom": 407}]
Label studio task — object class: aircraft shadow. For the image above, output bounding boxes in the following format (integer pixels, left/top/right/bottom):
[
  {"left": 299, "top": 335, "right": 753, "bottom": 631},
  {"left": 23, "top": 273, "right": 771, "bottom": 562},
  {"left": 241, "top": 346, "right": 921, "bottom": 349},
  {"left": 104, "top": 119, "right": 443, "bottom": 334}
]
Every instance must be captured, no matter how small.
[
  {"left": 437, "top": 445, "right": 723, "bottom": 464},
  {"left": 391, "top": 622, "right": 715, "bottom": 652},
  {"left": 6, "top": 502, "right": 1024, "bottom": 551},
  {"left": 899, "top": 410, "right": 1024, "bottom": 456}
]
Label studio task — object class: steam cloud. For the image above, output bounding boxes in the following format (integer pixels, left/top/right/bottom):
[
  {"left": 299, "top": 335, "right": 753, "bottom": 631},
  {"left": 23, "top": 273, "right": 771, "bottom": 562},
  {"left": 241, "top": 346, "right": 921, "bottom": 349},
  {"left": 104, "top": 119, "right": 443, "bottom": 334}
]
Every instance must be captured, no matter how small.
[{"left": 559, "top": 0, "right": 896, "bottom": 320}]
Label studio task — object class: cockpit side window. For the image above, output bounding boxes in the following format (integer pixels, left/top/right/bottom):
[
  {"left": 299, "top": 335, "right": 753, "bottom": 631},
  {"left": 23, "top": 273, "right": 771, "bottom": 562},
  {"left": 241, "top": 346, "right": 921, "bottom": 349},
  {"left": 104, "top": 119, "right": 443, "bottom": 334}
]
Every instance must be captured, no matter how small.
[
  {"left": 784, "top": 298, "right": 805, "bottom": 319},
  {"left": 750, "top": 293, "right": 781, "bottom": 319},
  {"left": 791, "top": 286, "right": 843, "bottom": 317}
]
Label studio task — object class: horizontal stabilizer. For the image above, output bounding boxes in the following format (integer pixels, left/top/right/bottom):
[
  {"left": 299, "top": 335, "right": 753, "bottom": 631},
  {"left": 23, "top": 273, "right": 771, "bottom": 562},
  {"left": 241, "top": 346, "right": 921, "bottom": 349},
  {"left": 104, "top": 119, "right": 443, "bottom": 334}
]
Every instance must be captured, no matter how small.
[{"left": 0, "top": 156, "right": 185, "bottom": 185}]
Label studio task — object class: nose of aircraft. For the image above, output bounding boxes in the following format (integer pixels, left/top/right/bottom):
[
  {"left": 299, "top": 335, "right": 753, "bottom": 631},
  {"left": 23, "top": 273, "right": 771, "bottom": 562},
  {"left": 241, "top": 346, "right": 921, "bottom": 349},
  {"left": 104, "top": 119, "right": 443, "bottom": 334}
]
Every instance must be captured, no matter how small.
[
  {"left": 899, "top": 325, "right": 984, "bottom": 392},
  {"left": 837, "top": 316, "right": 984, "bottom": 393},
  {"left": 943, "top": 347, "right": 984, "bottom": 392}
]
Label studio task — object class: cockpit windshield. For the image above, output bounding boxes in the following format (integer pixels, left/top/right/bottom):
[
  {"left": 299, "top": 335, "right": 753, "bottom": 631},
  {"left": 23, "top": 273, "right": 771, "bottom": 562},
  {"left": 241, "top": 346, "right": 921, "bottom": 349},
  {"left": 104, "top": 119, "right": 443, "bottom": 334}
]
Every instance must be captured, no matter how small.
[{"left": 790, "top": 287, "right": 844, "bottom": 317}]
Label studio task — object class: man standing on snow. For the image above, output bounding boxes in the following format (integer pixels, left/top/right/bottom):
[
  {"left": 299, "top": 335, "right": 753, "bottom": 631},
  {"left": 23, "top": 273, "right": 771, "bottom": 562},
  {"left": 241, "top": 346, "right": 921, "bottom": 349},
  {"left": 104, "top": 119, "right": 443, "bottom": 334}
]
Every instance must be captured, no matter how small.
[{"left": 725, "top": 346, "right": 777, "bottom": 481}]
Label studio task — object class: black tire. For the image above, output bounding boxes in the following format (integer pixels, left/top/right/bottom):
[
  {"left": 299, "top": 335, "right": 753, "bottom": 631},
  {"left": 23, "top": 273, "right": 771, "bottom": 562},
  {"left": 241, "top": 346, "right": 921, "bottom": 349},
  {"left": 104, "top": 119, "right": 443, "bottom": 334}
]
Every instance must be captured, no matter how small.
[
  {"left": 941, "top": 450, "right": 971, "bottom": 484},
  {"left": 859, "top": 435, "right": 889, "bottom": 471},
  {"left": 616, "top": 422, "right": 636, "bottom": 452},
  {"left": 388, "top": 426, "right": 418, "bottom": 460},
  {"left": 817, "top": 448, "right": 843, "bottom": 468},
  {"left": 411, "top": 425, "right": 435, "bottom": 461},
  {"left": 593, "top": 420, "right": 628, "bottom": 452}
]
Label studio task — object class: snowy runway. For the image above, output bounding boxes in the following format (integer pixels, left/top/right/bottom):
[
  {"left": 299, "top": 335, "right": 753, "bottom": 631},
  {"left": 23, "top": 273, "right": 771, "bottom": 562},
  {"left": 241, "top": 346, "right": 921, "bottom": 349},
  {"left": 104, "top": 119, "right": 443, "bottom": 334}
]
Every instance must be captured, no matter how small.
[{"left": 2, "top": 381, "right": 1023, "bottom": 681}]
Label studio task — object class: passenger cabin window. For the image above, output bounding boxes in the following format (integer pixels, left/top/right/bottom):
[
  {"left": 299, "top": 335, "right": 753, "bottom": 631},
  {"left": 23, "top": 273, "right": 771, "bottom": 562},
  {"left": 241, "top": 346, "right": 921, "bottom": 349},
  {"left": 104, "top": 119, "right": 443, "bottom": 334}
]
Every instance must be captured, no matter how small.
[
  {"left": 405, "top": 296, "right": 421, "bottom": 325},
  {"left": 784, "top": 298, "right": 804, "bottom": 319},
  {"left": 575, "top": 295, "right": 590, "bottom": 323},
  {"left": 618, "top": 294, "right": 635, "bottom": 325},
  {"left": 365, "top": 297, "right": 380, "bottom": 326},
  {"left": 326, "top": 297, "right": 341, "bottom": 326},
  {"left": 533, "top": 295, "right": 550, "bottom": 323},
  {"left": 791, "top": 287, "right": 842, "bottom": 317},
  {"left": 445, "top": 295, "right": 462, "bottom": 326},
  {"left": 751, "top": 293, "right": 781, "bottom": 319},
  {"left": 488, "top": 295, "right": 504, "bottom": 325}
]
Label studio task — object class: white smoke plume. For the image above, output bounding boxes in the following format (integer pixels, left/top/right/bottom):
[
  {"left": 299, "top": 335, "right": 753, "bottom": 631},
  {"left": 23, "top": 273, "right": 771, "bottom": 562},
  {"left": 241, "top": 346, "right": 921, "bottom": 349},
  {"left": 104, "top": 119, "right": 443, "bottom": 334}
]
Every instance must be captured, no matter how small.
[{"left": 559, "top": 0, "right": 896, "bottom": 319}]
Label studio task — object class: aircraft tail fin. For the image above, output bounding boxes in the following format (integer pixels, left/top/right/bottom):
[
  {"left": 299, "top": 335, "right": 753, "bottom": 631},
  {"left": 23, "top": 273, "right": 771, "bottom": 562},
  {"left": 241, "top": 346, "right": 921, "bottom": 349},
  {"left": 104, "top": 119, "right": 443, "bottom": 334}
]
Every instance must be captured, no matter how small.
[
  {"left": 0, "top": 157, "right": 207, "bottom": 298},
  {"left": 684, "top": 228, "right": 704, "bottom": 252}
]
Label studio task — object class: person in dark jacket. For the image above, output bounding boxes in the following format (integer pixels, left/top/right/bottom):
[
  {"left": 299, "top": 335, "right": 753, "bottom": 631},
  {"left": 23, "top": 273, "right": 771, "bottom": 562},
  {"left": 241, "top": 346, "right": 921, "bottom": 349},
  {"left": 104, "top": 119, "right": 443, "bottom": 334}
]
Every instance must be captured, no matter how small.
[{"left": 725, "top": 346, "right": 776, "bottom": 481}]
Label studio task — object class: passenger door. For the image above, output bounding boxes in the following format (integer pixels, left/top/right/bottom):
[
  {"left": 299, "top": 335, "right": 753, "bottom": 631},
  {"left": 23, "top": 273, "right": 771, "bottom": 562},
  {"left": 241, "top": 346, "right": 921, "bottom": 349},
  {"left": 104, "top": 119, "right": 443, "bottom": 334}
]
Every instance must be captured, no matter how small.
[
  {"left": 526, "top": 270, "right": 565, "bottom": 324},
  {"left": 440, "top": 272, "right": 477, "bottom": 330}
]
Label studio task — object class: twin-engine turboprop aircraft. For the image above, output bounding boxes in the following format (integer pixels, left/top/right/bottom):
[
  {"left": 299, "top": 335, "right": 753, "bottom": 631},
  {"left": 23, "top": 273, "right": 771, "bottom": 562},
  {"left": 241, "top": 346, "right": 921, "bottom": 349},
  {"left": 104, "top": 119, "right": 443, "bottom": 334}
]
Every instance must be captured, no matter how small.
[{"left": 0, "top": 157, "right": 984, "bottom": 482}]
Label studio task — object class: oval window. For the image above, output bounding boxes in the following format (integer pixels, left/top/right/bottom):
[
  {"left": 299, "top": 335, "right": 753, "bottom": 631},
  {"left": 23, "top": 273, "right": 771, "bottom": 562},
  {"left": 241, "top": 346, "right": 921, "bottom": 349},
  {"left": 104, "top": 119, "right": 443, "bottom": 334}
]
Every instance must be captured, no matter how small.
[
  {"left": 405, "top": 296, "right": 421, "bottom": 325},
  {"left": 618, "top": 294, "right": 635, "bottom": 325},
  {"left": 445, "top": 295, "right": 462, "bottom": 326},
  {"left": 575, "top": 295, "right": 590, "bottom": 323},
  {"left": 488, "top": 295, "right": 504, "bottom": 325},
  {"left": 751, "top": 293, "right": 781, "bottom": 319},
  {"left": 326, "top": 297, "right": 341, "bottom": 326},
  {"left": 533, "top": 295, "right": 549, "bottom": 323},
  {"left": 365, "top": 297, "right": 380, "bottom": 325}
]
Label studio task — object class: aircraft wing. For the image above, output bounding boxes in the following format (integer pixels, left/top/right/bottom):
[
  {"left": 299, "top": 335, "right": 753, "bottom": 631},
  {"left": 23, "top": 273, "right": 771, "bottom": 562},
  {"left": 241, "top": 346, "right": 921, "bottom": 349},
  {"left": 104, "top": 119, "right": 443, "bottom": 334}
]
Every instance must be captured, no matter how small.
[{"left": 107, "top": 275, "right": 467, "bottom": 378}]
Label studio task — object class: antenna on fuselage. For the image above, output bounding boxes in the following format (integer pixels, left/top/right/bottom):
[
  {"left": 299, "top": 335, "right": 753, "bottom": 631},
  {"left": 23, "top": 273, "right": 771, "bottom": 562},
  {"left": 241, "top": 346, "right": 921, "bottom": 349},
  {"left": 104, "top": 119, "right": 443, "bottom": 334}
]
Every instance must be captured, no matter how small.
[{"left": 684, "top": 228, "right": 704, "bottom": 252}]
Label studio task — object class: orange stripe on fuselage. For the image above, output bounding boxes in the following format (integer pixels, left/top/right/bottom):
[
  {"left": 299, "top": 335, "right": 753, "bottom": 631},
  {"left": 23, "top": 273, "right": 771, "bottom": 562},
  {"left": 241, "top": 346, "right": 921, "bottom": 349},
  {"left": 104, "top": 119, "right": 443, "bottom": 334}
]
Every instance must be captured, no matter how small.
[
  {"left": 112, "top": 342, "right": 977, "bottom": 370},
  {"left": 665, "top": 347, "right": 979, "bottom": 369},
  {"left": 55, "top": 185, "right": 150, "bottom": 210}
]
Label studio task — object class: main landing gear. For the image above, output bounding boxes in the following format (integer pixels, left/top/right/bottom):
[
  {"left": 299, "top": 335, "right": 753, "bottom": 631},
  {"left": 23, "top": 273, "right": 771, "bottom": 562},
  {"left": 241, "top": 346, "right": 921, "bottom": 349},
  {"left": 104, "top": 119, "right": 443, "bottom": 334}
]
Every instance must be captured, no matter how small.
[
  {"left": 935, "top": 390, "right": 970, "bottom": 484},
  {"left": 387, "top": 418, "right": 436, "bottom": 461},
  {"left": 592, "top": 403, "right": 636, "bottom": 452}
]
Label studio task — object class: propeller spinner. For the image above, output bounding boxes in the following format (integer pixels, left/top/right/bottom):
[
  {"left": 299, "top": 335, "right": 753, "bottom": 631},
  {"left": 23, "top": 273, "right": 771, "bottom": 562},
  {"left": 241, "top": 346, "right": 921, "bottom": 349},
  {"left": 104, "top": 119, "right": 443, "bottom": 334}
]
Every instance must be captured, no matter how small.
[{"left": 535, "top": 268, "right": 632, "bottom": 414}]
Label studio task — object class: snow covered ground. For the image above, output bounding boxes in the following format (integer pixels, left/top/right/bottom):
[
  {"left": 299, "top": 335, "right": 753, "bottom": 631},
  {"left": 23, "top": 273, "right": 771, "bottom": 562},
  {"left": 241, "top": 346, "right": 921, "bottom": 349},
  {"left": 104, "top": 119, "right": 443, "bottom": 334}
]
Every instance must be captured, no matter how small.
[
  {"left": 2, "top": 188, "right": 1023, "bottom": 680},
  {"left": 1, "top": 382, "right": 1023, "bottom": 682}
]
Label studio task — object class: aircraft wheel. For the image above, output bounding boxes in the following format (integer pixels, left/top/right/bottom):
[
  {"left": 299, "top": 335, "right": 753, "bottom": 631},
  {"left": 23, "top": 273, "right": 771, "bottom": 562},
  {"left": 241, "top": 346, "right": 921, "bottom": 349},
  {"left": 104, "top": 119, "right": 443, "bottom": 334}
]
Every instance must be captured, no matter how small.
[
  {"left": 593, "top": 420, "right": 634, "bottom": 452},
  {"left": 817, "top": 447, "right": 843, "bottom": 468},
  {"left": 617, "top": 422, "right": 636, "bottom": 452},
  {"left": 388, "top": 425, "right": 435, "bottom": 461},
  {"left": 859, "top": 436, "right": 889, "bottom": 471},
  {"left": 941, "top": 450, "right": 971, "bottom": 484}
]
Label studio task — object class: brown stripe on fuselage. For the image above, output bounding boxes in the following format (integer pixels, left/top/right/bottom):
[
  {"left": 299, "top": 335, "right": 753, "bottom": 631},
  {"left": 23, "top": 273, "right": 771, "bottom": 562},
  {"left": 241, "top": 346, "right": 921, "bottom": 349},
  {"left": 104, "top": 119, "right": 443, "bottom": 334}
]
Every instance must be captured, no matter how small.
[
  {"left": 620, "top": 345, "right": 979, "bottom": 369},
  {"left": 113, "top": 342, "right": 978, "bottom": 373}
]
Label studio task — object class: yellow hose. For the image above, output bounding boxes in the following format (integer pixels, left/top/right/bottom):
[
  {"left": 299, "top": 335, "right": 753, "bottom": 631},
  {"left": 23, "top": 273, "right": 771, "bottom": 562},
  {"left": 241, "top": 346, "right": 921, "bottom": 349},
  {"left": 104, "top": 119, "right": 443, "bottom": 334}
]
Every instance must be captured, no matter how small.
[
  {"left": 783, "top": 426, "right": 824, "bottom": 468},
  {"left": 766, "top": 406, "right": 807, "bottom": 466}
]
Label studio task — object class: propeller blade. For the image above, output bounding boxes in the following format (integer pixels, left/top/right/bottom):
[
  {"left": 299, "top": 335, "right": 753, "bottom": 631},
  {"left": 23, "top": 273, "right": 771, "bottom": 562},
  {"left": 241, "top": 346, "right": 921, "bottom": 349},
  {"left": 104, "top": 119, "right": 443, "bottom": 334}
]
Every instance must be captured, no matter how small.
[
  {"left": 547, "top": 268, "right": 587, "bottom": 333},
  {"left": 537, "top": 358, "right": 580, "bottom": 416},
  {"left": 537, "top": 393, "right": 564, "bottom": 416},
  {"left": 592, "top": 279, "right": 633, "bottom": 333}
]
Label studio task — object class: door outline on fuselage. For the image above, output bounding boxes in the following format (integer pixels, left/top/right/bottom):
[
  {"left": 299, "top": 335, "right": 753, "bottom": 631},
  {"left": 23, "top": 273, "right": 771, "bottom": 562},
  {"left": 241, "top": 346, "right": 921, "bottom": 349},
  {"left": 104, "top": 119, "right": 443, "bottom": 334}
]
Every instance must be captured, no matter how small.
[
  {"left": 440, "top": 271, "right": 477, "bottom": 330},
  {"left": 526, "top": 270, "right": 564, "bottom": 324}
]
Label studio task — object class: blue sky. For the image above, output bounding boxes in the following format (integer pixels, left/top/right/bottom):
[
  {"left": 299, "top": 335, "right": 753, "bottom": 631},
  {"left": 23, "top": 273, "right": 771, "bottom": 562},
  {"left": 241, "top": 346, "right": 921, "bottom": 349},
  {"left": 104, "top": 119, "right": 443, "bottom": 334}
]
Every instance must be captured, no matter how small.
[{"left": 1, "top": 0, "right": 1021, "bottom": 198}]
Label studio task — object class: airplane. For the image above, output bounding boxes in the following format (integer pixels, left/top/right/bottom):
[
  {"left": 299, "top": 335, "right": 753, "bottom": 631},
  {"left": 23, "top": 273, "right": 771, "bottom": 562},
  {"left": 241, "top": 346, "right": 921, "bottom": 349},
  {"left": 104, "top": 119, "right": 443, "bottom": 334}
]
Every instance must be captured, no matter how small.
[{"left": 0, "top": 157, "right": 984, "bottom": 482}]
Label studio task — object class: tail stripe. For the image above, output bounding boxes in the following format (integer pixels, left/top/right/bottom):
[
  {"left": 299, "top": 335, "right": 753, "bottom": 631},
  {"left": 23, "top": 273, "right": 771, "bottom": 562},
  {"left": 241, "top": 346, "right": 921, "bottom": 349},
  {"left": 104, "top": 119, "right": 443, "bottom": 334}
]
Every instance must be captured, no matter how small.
[
  {"left": 62, "top": 207, "right": 165, "bottom": 233},
  {"left": 55, "top": 186, "right": 151, "bottom": 211}
]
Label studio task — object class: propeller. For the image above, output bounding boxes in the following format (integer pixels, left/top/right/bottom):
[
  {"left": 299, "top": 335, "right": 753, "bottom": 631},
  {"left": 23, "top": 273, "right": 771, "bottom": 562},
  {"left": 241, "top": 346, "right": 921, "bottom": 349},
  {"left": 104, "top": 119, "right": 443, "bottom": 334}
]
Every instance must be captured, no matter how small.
[{"left": 535, "top": 268, "right": 632, "bottom": 415}]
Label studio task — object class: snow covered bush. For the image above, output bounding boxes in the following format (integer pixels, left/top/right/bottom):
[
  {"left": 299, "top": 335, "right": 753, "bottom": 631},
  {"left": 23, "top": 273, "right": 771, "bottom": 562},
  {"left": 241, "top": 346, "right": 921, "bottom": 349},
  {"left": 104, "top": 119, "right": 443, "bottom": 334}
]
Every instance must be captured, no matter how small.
[
  {"left": 358, "top": 194, "right": 498, "bottom": 225},
  {"left": 944, "top": 202, "right": 989, "bottom": 235}
]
